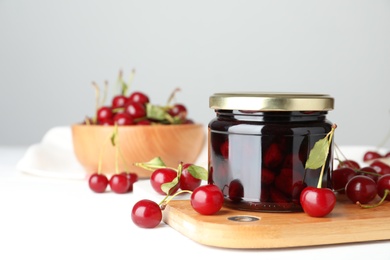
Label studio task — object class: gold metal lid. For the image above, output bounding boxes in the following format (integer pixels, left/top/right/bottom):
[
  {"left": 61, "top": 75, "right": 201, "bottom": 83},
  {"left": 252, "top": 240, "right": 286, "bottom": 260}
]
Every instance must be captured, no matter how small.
[{"left": 209, "top": 92, "right": 334, "bottom": 111}]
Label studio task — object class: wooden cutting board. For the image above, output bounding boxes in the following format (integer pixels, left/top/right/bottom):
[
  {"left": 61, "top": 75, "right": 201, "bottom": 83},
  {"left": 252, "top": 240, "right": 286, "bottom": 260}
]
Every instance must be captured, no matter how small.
[{"left": 162, "top": 196, "right": 390, "bottom": 249}]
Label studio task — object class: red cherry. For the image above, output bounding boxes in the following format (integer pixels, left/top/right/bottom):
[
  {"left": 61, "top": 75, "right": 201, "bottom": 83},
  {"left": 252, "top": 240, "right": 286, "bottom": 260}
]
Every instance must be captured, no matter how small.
[
  {"left": 168, "top": 103, "right": 187, "bottom": 120},
  {"left": 109, "top": 173, "right": 131, "bottom": 194},
  {"left": 274, "top": 168, "right": 302, "bottom": 195},
  {"left": 260, "top": 168, "right": 275, "bottom": 185},
  {"left": 345, "top": 175, "right": 377, "bottom": 204},
  {"left": 99, "top": 118, "right": 114, "bottom": 126},
  {"left": 88, "top": 173, "right": 109, "bottom": 193},
  {"left": 121, "top": 172, "right": 139, "bottom": 192},
  {"left": 263, "top": 143, "right": 283, "bottom": 169},
  {"left": 112, "top": 95, "right": 128, "bottom": 109},
  {"left": 228, "top": 179, "right": 244, "bottom": 202},
  {"left": 96, "top": 106, "right": 113, "bottom": 123},
  {"left": 357, "top": 166, "right": 379, "bottom": 182},
  {"left": 377, "top": 174, "right": 390, "bottom": 201},
  {"left": 150, "top": 168, "right": 179, "bottom": 195},
  {"left": 331, "top": 167, "right": 356, "bottom": 193},
  {"left": 113, "top": 112, "right": 134, "bottom": 126},
  {"left": 179, "top": 163, "right": 202, "bottom": 191},
  {"left": 128, "top": 91, "right": 150, "bottom": 105},
  {"left": 136, "top": 119, "right": 152, "bottom": 125},
  {"left": 363, "top": 151, "right": 382, "bottom": 162},
  {"left": 369, "top": 160, "right": 390, "bottom": 176},
  {"left": 126, "top": 172, "right": 139, "bottom": 183},
  {"left": 131, "top": 199, "right": 162, "bottom": 228},
  {"left": 124, "top": 101, "right": 146, "bottom": 119},
  {"left": 337, "top": 159, "right": 360, "bottom": 170},
  {"left": 300, "top": 187, "right": 336, "bottom": 217},
  {"left": 190, "top": 184, "right": 224, "bottom": 215}
]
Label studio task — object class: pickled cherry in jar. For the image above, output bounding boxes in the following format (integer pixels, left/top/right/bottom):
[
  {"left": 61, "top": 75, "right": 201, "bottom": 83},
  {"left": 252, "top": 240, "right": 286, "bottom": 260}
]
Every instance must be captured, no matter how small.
[{"left": 208, "top": 92, "right": 335, "bottom": 212}]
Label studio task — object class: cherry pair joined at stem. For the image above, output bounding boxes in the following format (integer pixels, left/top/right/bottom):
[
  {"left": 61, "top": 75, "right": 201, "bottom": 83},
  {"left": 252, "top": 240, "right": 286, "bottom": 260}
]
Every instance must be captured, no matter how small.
[
  {"left": 131, "top": 184, "right": 223, "bottom": 228},
  {"left": 88, "top": 172, "right": 138, "bottom": 194}
]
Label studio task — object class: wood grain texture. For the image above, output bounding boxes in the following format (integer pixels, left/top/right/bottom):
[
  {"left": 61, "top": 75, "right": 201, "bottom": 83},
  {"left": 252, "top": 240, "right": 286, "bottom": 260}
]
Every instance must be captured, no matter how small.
[
  {"left": 71, "top": 124, "right": 205, "bottom": 178},
  {"left": 162, "top": 195, "right": 390, "bottom": 249}
]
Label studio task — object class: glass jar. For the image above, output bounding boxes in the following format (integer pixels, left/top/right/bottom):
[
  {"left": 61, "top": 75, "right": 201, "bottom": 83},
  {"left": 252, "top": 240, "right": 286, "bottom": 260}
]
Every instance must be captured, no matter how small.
[{"left": 208, "top": 92, "right": 335, "bottom": 212}]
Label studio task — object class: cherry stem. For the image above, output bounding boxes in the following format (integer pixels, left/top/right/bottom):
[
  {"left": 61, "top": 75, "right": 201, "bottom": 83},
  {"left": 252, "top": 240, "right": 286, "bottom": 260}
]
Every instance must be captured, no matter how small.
[
  {"left": 92, "top": 81, "right": 100, "bottom": 124},
  {"left": 84, "top": 116, "right": 91, "bottom": 125},
  {"left": 355, "top": 169, "right": 381, "bottom": 177},
  {"left": 166, "top": 87, "right": 181, "bottom": 106},
  {"left": 333, "top": 143, "right": 360, "bottom": 170},
  {"left": 133, "top": 162, "right": 177, "bottom": 172},
  {"left": 159, "top": 189, "right": 193, "bottom": 210},
  {"left": 127, "top": 68, "right": 136, "bottom": 93},
  {"left": 102, "top": 80, "right": 109, "bottom": 106},
  {"left": 118, "top": 147, "right": 130, "bottom": 173},
  {"left": 356, "top": 189, "right": 389, "bottom": 208},
  {"left": 317, "top": 124, "right": 337, "bottom": 188},
  {"left": 116, "top": 69, "right": 124, "bottom": 94}
]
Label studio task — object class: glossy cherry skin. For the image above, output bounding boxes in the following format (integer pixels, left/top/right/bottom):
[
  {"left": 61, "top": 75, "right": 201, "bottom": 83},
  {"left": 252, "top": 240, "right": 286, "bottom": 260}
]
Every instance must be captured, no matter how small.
[
  {"left": 337, "top": 159, "right": 360, "bottom": 170},
  {"left": 179, "top": 163, "right": 202, "bottom": 191},
  {"left": 228, "top": 179, "right": 244, "bottom": 202},
  {"left": 376, "top": 174, "right": 390, "bottom": 201},
  {"left": 363, "top": 151, "right": 382, "bottom": 162},
  {"left": 88, "top": 173, "right": 109, "bottom": 193},
  {"left": 300, "top": 187, "right": 336, "bottom": 217},
  {"left": 124, "top": 101, "right": 147, "bottom": 119},
  {"left": 331, "top": 167, "right": 356, "bottom": 193},
  {"left": 112, "top": 95, "right": 128, "bottom": 109},
  {"left": 121, "top": 172, "right": 139, "bottom": 192},
  {"left": 131, "top": 199, "right": 162, "bottom": 228},
  {"left": 190, "top": 184, "right": 224, "bottom": 215},
  {"left": 109, "top": 173, "right": 131, "bottom": 194},
  {"left": 369, "top": 160, "right": 390, "bottom": 176},
  {"left": 96, "top": 106, "right": 113, "bottom": 123},
  {"left": 168, "top": 103, "right": 187, "bottom": 120},
  {"left": 128, "top": 91, "right": 150, "bottom": 105},
  {"left": 357, "top": 166, "right": 379, "bottom": 182},
  {"left": 150, "top": 168, "right": 179, "bottom": 195},
  {"left": 345, "top": 175, "right": 377, "bottom": 204},
  {"left": 113, "top": 112, "right": 134, "bottom": 126}
]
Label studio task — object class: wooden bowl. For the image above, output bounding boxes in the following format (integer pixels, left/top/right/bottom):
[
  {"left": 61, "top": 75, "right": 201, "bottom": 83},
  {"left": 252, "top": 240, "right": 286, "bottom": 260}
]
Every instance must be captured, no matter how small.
[{"left": 71, "top": 124, "right": 206, "bottom": 178}]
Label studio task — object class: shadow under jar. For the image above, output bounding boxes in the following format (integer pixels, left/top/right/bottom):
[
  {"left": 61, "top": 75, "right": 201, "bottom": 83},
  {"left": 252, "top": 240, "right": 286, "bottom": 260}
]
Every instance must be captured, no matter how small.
[{"left": 208, "top": 92, "right": 335, "bottom": 212}]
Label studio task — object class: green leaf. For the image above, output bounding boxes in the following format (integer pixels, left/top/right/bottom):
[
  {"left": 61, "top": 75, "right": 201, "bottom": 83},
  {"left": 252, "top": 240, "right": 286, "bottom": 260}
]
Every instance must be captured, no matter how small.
[
  {"left": 146, "top": 103, "right": 167, "bottom": 121},
  {"left": 305, "top": 138, "right": 330, "bottom": 170},
  {"left": 187, "top": 165, "right": 208, "bottom": 181},
  {"left": 134, "top": 157, "right": 167, "bottom": 171},
  {"left": 161, "top": 175, "right": 179, "bottom": 195}
]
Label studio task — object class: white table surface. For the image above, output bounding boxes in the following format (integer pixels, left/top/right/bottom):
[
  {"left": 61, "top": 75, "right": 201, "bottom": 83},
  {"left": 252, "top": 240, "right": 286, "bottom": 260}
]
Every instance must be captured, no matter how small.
[{"left": 1, "top": 136, "right": 390, "bottom": 259}]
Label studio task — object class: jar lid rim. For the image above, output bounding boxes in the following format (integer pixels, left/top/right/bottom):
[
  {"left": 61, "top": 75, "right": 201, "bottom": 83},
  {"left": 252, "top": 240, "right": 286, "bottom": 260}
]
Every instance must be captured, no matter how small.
[{"left": 209, "top": 92, "right": 334, "bottom": 111}]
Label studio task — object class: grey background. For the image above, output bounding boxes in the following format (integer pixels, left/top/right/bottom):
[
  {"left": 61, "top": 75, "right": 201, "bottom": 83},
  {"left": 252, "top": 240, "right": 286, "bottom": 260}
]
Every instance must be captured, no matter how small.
[{"left": 1, "top": 0, "right": 390, "bottom": 149}]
